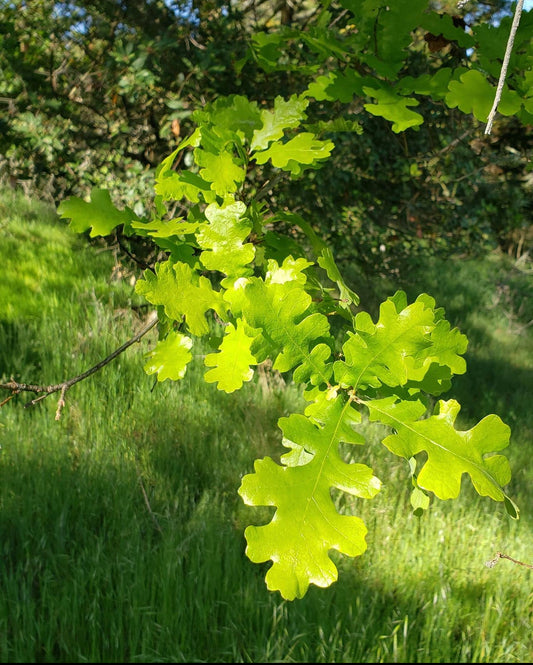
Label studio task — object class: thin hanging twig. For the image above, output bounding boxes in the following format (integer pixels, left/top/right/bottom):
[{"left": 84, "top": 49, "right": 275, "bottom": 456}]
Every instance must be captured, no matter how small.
[
  {"left": 485, "top": 551, "right": 533, "bottom": 569},
  {"left": 485, "top": 0, "right": 524, "bottom": 135},
  {"left": 0, "top": 312, "right": 158, "bottom": 419}
]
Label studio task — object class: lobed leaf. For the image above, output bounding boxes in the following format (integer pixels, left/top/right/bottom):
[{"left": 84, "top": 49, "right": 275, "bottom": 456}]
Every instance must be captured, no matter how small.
[
  {"left": 198, "top": 202, "right": 255, "bottom": 279},
  {"left": 253, "top": 133, "right": 334, "bottom": 172},
  {"left": 235, "top": 275, "right": 332, "bottom": 381},
  {"left": 143, "top": 331, "right": 193, "bottom": 382},
  {"left": 363, "top": 85, "right": 423, "bottom": 133},
  {"left": 334, "top": 293, "right": 467, "bottom": 393},
  {"left": 57, "top": 188, "right": 136, "bottom": 237},
  {"left": 239, "top": 395, "right": 381, "bottom": 600},
  {"left": 135, "top": 260, "right": 225, "bottom": 336},
  {"left": 204, "top": 319, "right": 258, "bottom": 393},
  {"left": 250, "top": 95, "right": 309, "bottom": 152},
  {"left": 365, "top": 396, "right": 515, "bottom": 508},
  {"left": 195, "top": 149, "right": 246, "bottom": 198}
]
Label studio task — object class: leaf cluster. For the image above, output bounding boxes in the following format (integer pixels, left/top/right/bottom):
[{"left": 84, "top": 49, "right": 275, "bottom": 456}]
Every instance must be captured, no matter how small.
[{"left": 58, "top": 74, "right": 520, "bottom": 598}]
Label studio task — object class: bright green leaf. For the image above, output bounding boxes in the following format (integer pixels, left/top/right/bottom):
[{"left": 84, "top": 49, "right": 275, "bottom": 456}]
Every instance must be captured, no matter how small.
[
  {"left": 195, "top": 149, "right": 246, "bottom": 197},
  {"left": 204, "top": 319, "right": 258, "bottom": 392},
  {"left": 318, "top": 247, "right": 360, "bottom": 308},
  {"left": 446, "top": 70, "right": 522, "bottom": 121},
  {"left": 198, "top": 201, "right": 255, "bottom": 278},
  {"left": 253, "top": 133, "right": 334, "bottom": 172},
  {"left": 238, "top": 276, "right": 331, "bottom": 379},
  {"left": 155, "top": 170, "right": 216, "bottom": 204},
  {"left": 334, "top": 293, "right": 467, "bottom": 392},
  {"left": 366, "top": 397, "right": 515, "bottom": 508},
  {"left": 135, "top": 261, "right": 225, "bottom": 336},
  {"left": 363, "top": 86, "right": 423, "bottom": 133},
  {"left": 143, "top": 331, "right": 193, "bottom": 382},
  {"left": 250, "top": 95, "right": 309, "bottom": 152},
  {"left": 57, "top": 189, "right": 136, "bottom": 237},
  {"left": 239, "top": 396, "right": 381, "bottom": 600},
  {"left": 131, "top": 217, "right": 199, "bottom": 238}
]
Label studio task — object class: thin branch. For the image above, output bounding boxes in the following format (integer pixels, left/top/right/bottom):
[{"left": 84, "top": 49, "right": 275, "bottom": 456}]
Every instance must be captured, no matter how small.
[
  {"left": 116, "top": 235, "right": 155, "bottom": 272},
  {"left": 485, "top": 0, "right": 524, "bottom": 135},
  {"left": 0, "top": 312, "right": 158, "bottom": 419},
  {"left": 485, "top": 551, "right": 533, "bottom": 569}
]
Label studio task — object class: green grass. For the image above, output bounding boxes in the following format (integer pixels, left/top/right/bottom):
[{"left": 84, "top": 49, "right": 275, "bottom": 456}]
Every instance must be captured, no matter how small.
[{"left": 0, "top": 188, "right": 531, "bottom": 663}]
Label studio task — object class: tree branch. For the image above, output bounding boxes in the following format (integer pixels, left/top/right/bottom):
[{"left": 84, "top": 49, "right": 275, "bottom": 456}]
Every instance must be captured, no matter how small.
[
  {"left": 0, "top": 312, "right": 158, "bottom": 419},
  {"left": 485, "top": 0, "right": 524, "bottom": 135}
]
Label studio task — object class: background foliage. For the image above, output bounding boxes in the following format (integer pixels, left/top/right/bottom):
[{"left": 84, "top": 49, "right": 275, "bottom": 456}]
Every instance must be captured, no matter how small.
[{"left": 1, "top": 0, "right": 531, "bottom": 276}]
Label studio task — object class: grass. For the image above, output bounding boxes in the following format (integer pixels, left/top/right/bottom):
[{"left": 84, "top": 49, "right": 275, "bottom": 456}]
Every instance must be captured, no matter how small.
[{"left": 0, "top": 187, "right": 531, "bottom": 663}]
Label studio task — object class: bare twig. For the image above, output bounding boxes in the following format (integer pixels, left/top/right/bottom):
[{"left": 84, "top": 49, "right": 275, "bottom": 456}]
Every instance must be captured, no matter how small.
[
  {"left": 485, "top": 551, "right": 533, "bottom": 569},
  {"left": 485, "top": 0, "right": 524, "bottom": 135},
  {"left": 0, "top": 312, "right": 158, "bottom": 419}
]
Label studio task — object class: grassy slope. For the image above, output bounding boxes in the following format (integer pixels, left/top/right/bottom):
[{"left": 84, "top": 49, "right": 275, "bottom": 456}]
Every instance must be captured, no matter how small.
[{"left": 0, "top": 188, "right": 531, "bottom": 663}]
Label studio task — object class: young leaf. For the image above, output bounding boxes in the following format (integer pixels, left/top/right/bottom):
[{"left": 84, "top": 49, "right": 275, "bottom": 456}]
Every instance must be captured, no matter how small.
[
  {"left": 365, "top": 397, "right": 515, "bottom": 509},
  {"left": 198, "top": 202, "right": 255, "bottom": 279},
  {"left": 253, "top": 133, "right": 334, "bottom": 172},
  {"left": 250, "top": 95, "right": 309, "bottom": 152},
  {"left": 204, "top": 319, "right": 258, "bottom": 393},
  {"left": 135, "top": 261, "right": 225, "bottom": 336},
  {"left": 334, "top": 294, "right": 467, "bottom": 392},
  {"left": 445, "top": 70, "right": 521, "bottom": 122},
  {"left": 155, "top": 170, "right": 216, "bottom": 204},
  {"left": 131, "top": 217, "right": 200, "bottom": 238},
  {"left": 334, "top": 297, "right": 434, "bottom": 391},
  {"left": 195, "top": 149, "right": 246, "bottom": 197},
  {"left": 193, "top": 95, "right": 262, "bottom": 143},
  {"left": 239, "top": 395, "right": 381, "bottom": 600},
  {"left": 363, "top": 85, "right": 423, "bottom": 133},
  {"left": 143, "top": 331, "right": 193, "bottom": 382},
  {"left": 57, "top": 189, "right": 136, "bottom": 237},
  {"left": 318, "top": 247, "right": 360, "bottom": 308},
  {"left": 237, "top": 276, "right": 331, "bottom": 380}
]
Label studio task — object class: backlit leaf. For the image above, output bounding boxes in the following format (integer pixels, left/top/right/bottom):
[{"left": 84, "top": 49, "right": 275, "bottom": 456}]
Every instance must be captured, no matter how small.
[
  {"left": 143, "top": 331, "right": 193, "bottom": 382},
  {"left": 135, "top": 261, "right": 225, "bottom": 336},
  {"left": 198, "top": 201, "right": 255, "bottom": 278},
  {"left": 204, "top": 319, "right": 258, "bottom": 393},
  {"left": 366, "top": 397, "right": 514, "bottom": 507},
  {"left": 250, "top": 95, "right": 309, "bottom": 152},
  {"left": 57, "top": 189, "right": 136, "bottom": 237},
  {"left": 253, "top": 133, "right": 334, "bottom": 172},
  {"left": 239, "top": 395, "right": 381, "bottom": 600}
]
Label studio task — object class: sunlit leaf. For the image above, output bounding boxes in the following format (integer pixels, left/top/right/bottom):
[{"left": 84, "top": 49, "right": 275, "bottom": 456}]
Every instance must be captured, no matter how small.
[
  {"left": 239, "top": 395, "right": 381, "bottom": 600},
  {"left": 143, "top": 331, "right": 193, "bottom": 382}
]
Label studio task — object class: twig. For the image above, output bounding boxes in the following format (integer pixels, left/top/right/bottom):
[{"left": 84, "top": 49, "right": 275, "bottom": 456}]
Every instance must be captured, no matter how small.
[
  {"left": 116, "top": 235, "right": 154, "bottom": 272},
  {"left": 0, "top": 312, "right": 158, "bottom": 419},
  {"left": 485, "top": 0, "right": 524, "bottom": 135},
  {"left": 485, "top": 551, "right": 533, "bottom": 569}
]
